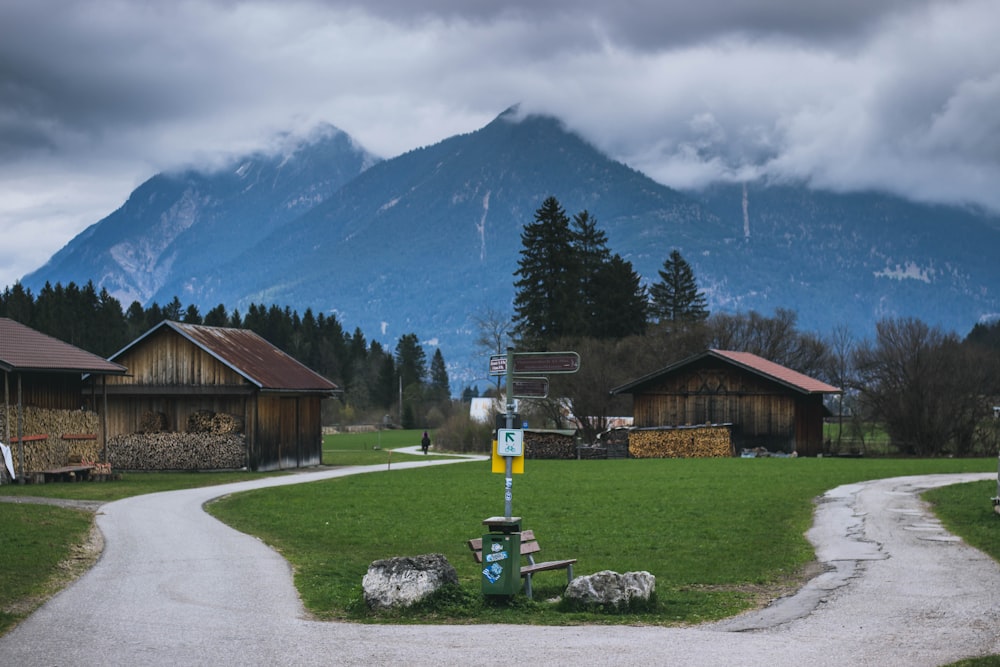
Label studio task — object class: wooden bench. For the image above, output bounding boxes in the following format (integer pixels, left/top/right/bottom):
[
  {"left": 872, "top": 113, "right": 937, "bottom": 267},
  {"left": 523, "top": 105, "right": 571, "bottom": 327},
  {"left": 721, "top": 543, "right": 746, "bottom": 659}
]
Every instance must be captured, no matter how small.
[
  {"left": 468, "top": 529, "right": 577, "bottom": 598},
  {"left": 34, "top": 465, "right": 95, "bottom": 483}
]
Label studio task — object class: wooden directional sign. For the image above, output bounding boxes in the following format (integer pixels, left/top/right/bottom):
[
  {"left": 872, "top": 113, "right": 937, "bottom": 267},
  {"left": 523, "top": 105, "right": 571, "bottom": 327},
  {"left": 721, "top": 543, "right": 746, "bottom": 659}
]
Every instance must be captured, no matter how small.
[
  {"left": 511, "top": 376, "right": 548, "bottom": 398},
  {"left": 511, "top": 351, "right": 580, "bottom": 374}
]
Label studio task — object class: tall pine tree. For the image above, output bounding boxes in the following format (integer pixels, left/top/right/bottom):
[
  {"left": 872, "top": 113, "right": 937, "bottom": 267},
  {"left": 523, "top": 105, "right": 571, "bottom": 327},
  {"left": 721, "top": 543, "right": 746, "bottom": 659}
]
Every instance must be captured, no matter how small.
[
  {"left": 428, "top": 348, "right": 450, "bottom": 402},
  {"left": 512, "top": 196, "right": 576, "bottom": 347},
  {"left": 589, "top": 254, "right": 648, "bottom": 339},
  {"left": 649, "top": 249, "right": 709, "bottom": 324}
]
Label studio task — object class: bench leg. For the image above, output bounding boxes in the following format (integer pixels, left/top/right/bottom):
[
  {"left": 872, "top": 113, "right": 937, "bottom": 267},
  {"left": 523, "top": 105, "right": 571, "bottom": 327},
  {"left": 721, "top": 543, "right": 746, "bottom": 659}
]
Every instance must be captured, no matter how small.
[
  {"left": 566, "top": 564, "right": 574, "bottom": 583},
  {"left": 524, "top": 574, "right": 533, "bottom": 599}
]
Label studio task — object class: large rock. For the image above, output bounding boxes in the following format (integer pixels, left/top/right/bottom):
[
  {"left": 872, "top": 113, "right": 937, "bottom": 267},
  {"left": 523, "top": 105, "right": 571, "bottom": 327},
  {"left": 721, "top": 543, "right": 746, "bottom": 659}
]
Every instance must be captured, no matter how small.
[
  {"left": 362, "top": 554, "right": 458, "bottom": 610},
  {"left": 564, "top": 570, "right": 656, "bottom": 608}
]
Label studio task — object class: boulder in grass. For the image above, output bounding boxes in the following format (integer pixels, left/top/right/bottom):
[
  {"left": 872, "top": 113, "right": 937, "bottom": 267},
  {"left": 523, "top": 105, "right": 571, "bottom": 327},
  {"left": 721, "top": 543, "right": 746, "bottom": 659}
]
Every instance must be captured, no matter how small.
[
  {"left": 564, "top": 570, "right": 656, "bottom": 609},
  {"left": 362, "top": 554, "right": 458, "bottom": 610}
]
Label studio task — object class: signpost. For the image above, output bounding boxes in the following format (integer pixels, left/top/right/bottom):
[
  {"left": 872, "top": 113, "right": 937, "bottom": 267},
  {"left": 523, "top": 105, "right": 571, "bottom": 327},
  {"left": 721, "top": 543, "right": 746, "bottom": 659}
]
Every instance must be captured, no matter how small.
[
  {"left": 511, "top": 351, "right": 580, "bottom": 374},
  {"left": 493, "top": 347, "right": 579, "bottom": 519},
  {"left": 511, "top": 376, "right": 548, "bottom": 399}
]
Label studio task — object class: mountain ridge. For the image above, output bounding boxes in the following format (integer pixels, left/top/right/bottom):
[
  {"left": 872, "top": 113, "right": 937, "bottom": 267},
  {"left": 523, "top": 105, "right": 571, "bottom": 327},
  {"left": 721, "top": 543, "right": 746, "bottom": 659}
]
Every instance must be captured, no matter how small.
[{"left": 19, "top": 110, "right": 1000, "bottom": 385}]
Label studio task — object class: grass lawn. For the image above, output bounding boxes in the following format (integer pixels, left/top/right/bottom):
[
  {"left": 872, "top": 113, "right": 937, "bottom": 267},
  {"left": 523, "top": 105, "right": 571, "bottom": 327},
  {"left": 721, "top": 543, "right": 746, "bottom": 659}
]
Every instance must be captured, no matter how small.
[
  {"left": 323, "top": 429, "right": 454, "bottom": 466},
  {"left": 205, "top": 456, "right": 996, "bottom": 625},
  {"left": 2, "top": 442, "right": 997, "bottom": 638},
  {"left": 0, "top": 504, "right": 93, "bottom": 634}
]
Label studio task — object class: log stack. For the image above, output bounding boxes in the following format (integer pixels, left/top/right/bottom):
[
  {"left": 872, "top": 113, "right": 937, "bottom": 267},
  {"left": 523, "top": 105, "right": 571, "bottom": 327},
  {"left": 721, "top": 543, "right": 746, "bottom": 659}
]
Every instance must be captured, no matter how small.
[
  {"left": 524, "top": 430, "right": 577, "bottom": 459},
  {"left": 108, "top": 432, "right": 246, "bottom": 470},
  {"left": 211, "top": 413, "right": 243, "bottom": 434},
  {"left": 139, "top": 411, "right": 167, "bottom": 433},
  {"left": 187, "top": 410, "right": 215, "bottom": 433},
  {"left": 186, "top": 410, "right": 243, "bottom": 434},
  {"left": 628, "top": 425, "right": 733, "bottom": 458},
  {"left": 0, "top": 406, "right": 101, "bottom": 474}
]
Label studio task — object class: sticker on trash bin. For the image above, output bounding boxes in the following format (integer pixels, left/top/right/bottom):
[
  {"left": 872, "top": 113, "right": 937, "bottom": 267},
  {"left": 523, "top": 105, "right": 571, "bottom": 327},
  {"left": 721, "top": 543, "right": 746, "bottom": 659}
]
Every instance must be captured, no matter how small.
[
  {"left": 491, "top": 542, "right": 504, "bottom": 552},
  {"left": 483, "top": 563, "right": 504, "bottom": 583},
  {"left": 485, "top": 550, "right": 508, "bottom": 563}
]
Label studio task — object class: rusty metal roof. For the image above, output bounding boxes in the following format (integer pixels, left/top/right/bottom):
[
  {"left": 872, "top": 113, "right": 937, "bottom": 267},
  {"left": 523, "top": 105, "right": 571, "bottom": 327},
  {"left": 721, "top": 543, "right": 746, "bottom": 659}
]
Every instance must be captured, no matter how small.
[
  {"left": 611, "top": 348, "right": 841, "bottom": 395},
  {"left": 709, "top": 349, "right": 841, "bottom": 394},
  {"left": 114, "top": 321, "right": 338, "bottom": 393},
  {"left": 0, "top": 317, "right": 127, "bottom": 375}
]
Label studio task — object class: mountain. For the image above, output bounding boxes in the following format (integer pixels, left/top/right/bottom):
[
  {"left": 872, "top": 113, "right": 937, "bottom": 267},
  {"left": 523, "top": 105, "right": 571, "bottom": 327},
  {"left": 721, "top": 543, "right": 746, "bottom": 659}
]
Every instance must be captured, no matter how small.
[
  {"left": 20, "top": 109, "right": 1000, "bottom": 387},
  {"left": 23, "top": 124, "right": 379, "bottom": 306},
  {"left": 191, "top": 109, "right": 714, "bottom": 348}
]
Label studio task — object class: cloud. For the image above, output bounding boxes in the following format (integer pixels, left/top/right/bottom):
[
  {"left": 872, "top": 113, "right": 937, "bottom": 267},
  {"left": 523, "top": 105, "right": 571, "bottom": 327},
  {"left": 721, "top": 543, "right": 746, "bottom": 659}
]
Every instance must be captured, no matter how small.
[{"left": 0, "top": 0, "right": 998, "bottom": 288}]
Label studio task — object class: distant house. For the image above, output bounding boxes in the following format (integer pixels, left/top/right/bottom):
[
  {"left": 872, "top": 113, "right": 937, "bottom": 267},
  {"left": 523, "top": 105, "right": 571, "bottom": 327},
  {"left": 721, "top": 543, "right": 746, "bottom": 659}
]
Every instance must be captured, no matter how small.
[
  {"left": 611, "top": 349, "right": 841, "bottom": 457},
  {"left": 104, "top": 321, "right": 339, "bottom": 471},
  {"left": 0, "top": 317, "right": 127, "bottom": 479}
]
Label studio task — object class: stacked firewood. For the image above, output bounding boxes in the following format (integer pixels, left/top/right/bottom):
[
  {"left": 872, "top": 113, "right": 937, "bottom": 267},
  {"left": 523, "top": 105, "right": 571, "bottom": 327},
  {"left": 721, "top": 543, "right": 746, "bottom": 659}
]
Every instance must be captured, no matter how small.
[
  {"left": 139, "top": 411, "right": 167, "bottom": 433},
  {"left": 1, "top": 406, "right": 101, "bottom": 473},
  {"left": 108, "top": 432, "right": 246, "bottom": 470},
  {"left": 628, "top": 425, "right": 733, "bottom": 458},
  {"left": 187, "top": 410, "right": 215, "bottom": 433},
  {"left": 186, "top": 410, "right": 244, "bottom": 434},
  {"left": 524, "top": 430, "right": 577, "bottom": 459},
  {"left": 210, "top": 413, "right": 243, "bottom": 434}
]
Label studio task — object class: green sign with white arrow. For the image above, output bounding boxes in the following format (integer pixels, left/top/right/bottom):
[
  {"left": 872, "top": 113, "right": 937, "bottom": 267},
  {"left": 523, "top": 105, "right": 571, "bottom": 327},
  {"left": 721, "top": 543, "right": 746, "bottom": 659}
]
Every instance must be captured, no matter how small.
[{"left": 496, "top": 428, "right": 524, "bottom": 457}]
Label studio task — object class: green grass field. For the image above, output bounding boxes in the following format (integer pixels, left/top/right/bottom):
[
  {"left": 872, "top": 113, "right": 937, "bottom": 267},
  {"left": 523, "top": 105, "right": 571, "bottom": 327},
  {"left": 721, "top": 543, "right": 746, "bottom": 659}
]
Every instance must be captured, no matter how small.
[
  {"left": 206, "top": 455, "right": 996, "bottom": 625},
  {"left": 2, "top": 434, "right": 997, "bottom": 640}
]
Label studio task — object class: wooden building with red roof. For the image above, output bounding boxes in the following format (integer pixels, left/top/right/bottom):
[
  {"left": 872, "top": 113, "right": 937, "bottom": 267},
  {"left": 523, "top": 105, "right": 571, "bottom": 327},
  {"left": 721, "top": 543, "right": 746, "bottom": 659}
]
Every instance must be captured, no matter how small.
[
  {"left": 611, "top": 349, "right": 841, "bottom": 457},
  {"left": 104, "top": 321, "right": 339, "bottom": 472}
]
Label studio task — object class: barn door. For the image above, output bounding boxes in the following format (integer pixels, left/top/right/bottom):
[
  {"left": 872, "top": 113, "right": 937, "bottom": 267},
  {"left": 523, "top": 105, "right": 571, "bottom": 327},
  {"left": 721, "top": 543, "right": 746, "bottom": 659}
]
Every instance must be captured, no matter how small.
[{"left": 280, "top": 397, "right": 299, "bottom": 467}]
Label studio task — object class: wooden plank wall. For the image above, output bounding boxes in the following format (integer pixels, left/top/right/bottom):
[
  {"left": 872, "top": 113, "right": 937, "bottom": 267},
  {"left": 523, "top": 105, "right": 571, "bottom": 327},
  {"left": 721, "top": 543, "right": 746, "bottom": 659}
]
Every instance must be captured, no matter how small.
[
  {"left": 631, "top": 363, "right": 803, "bottom": 453},
  {"left": 104, "top": 396, "right": 248, "bottom": 436},
  {"left": 105, "top": 329, "right": 245, "bottom": 387},
  {"left": 8, "top": 372, "right": 84, "bottom": 410}
]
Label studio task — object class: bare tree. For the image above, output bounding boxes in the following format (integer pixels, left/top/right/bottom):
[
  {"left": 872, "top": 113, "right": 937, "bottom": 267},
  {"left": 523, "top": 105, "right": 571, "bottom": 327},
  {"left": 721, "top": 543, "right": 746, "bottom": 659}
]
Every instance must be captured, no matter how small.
[
  {"left": 826, "top": 325, "right": 856, "bottom": 452},
  {"left": 853, "top": 317, "right": 993, "bottom": 456},
  {"left": 471, "top": 306, "right": 513, "bottom": 392},
  {"left": 707, "top": 308, "right": 830, "bottom": 378}
]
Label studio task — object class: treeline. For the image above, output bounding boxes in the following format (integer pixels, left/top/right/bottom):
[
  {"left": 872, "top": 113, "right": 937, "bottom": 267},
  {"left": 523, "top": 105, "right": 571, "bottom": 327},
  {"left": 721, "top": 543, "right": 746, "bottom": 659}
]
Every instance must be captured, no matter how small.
[
  {"left": 504, "top": 196, "right": 1000, "bottom": 456},
  {"left": 0, "top": 281, "right": 452, "bottom": 428}
]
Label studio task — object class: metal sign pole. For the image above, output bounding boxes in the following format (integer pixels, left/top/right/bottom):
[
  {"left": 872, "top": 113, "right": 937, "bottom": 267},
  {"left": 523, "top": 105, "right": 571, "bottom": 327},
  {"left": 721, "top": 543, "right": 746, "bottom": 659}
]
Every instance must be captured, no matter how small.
[{"left": 504, "top": 346, "right": 515, "bottom": 518}]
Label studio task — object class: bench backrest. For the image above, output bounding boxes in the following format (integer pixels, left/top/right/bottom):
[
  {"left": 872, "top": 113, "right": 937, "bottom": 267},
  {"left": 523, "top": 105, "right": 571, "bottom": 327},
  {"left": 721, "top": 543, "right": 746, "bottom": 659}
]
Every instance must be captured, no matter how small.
[{"left": 468, "top": 529, "right": 542, "bottom": 564}]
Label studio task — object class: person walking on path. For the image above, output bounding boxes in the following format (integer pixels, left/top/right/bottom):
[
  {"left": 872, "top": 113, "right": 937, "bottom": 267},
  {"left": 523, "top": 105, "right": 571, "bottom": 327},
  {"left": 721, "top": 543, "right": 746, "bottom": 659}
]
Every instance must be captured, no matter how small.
[{"left": 420, "top": 431, "right": 430, "bottom": 454}]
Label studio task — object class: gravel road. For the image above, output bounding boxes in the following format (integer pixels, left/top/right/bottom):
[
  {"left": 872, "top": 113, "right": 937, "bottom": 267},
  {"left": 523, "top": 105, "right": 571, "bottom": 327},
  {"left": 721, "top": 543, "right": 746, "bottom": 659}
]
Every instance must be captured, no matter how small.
[{"left": 1, "top": 462, "right": 997, "bottom": 666}]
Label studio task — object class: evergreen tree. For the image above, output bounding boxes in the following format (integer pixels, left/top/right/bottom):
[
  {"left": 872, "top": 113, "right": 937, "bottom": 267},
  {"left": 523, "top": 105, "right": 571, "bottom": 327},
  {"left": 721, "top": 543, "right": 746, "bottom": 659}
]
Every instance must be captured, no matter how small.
[
  {"left": 163, "top": 296, "right": 183, "bottom": 321},
  {"left": 649, "top": 249, "right": 709, "bottom": 324},
  {"left": 395, "top": 333, "right": 427, "bottom": 388},
  {"left": 512, "top": 196, "right": 576, "bottom": 347},
  {"left": 182, "top": 304, "right": 202, "bottom": 324},
  {"left": 125, "top": 301, "right": 148, "bottom": 340},
  {"left": 96, "top": 287, "right": 128, "bottom": 356},
  {"left": 203, "top": 304, "right": 229, "bottom": 327},
  {"left": 0, "top": 282, "right": 34, "bottom": 323},
  {"left": 590, "top": 254, "right": 648, "bottom": 339},
  {"left": 429, "top": 348, "right": 450, "bottom": 401},
  {"left": 373, "top": 353, "right": 397, "bottom": 410},
  {"left": 570, "top": 210, "right": 609, "bottom": 338}
]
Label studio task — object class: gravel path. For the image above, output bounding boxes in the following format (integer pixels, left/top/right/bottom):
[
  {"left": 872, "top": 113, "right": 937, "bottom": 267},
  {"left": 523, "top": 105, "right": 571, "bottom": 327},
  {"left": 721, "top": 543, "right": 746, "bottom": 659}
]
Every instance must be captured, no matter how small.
[{"left": 1, "top": 464, "right": 998, "bottom": 666}]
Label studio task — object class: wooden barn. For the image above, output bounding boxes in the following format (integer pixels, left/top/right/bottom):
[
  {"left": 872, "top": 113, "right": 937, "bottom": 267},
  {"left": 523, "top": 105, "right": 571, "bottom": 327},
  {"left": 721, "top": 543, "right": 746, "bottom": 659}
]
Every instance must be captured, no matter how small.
[
  {"left": 611, "top": 349, "right": 841, "bottom": 457},
  {"left": 0, "top": 317, "right": 127, "bottom": 480},
  {"left": 104, "top": 321, "right": 339, "bottom": 472}
]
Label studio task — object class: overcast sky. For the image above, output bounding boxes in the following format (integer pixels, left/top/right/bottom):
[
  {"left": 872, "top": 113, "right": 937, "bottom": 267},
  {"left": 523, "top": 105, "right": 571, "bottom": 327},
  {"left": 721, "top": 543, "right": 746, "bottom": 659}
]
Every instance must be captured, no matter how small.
[{"left": 2, "top": 0, "right": 998, "bottom": 289}]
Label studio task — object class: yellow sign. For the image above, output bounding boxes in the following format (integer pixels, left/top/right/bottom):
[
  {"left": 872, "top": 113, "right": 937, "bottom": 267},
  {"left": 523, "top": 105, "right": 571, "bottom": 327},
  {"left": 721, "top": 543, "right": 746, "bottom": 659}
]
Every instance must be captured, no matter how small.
[{"left": 491, "top": 439, "right": 524, "bottom": 474}]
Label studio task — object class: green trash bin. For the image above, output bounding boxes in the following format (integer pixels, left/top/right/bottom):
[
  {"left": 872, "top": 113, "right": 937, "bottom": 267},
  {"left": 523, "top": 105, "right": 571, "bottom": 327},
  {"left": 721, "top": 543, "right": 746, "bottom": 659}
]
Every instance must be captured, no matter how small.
[{"left": 481, "top": 531, "right": 521, "bottom": 596}]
